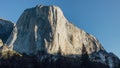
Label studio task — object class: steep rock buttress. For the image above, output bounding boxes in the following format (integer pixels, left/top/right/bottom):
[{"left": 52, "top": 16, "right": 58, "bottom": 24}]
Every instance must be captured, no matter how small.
[
  {"left": 6, "top": 5, "right": 120, "bottom": 68},
  {"left": 6, "top": 5, "right": 104, "bottom": 55}
]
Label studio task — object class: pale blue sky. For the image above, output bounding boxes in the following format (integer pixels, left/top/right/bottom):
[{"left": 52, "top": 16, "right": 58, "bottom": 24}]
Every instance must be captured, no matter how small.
[{"left": 0, "top": 0, "right": 120, "bottom": 58}]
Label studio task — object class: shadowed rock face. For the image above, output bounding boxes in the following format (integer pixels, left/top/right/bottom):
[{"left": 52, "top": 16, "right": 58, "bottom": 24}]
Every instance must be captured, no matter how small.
[
  {"left": 6, "top": 5, "right": 120, "bottom": 68},
  {"left": 0, "top": 19, "right": 14, "bottom": 43}
]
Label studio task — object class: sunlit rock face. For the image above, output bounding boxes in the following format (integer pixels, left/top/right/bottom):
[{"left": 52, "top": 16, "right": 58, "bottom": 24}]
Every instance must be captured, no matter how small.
[
  {"left": 0, "top": 19, "right": 14, "bottom": 43},
  {"left": 6, "top": 5, "right": 104, "bottom": 55},
  {"left": 6, "top": 5, "right": 120, "bottom": 68}
]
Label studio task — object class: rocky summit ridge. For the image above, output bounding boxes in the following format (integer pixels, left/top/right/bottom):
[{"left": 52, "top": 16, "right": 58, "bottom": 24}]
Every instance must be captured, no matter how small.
[{"left": 1, "top": 5, "right": 119, "bottom": 68}]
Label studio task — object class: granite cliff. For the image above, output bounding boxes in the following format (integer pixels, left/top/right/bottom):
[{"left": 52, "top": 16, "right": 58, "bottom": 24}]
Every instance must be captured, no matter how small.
[{"left": 5, "top": 5, "right": 120, "bottom": 68}]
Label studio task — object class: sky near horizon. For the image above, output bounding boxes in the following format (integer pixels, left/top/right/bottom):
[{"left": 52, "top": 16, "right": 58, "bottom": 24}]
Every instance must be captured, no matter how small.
[{"left": 0, "top": 0, "right": 120, "bottom": 58}]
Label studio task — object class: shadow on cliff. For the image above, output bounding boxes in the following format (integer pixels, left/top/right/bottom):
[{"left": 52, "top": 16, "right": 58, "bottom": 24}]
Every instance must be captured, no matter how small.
[
  {"left": 0, "top": 51, "right": 111, "bottom": 68},
  {"left": 0, "top": 45, "right": 114, "bottom": 68}
]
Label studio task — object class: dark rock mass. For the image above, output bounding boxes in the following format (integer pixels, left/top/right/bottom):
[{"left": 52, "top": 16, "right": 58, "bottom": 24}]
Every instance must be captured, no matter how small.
[{"left": 0, "top": 19, "right": 14, "bottom": 43}]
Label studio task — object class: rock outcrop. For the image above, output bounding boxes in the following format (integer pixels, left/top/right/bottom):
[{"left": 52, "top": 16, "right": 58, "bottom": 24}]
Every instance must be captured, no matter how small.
[
  {"left": 0, "top": 19, "right": 14, "bottom": 43},
  {"left": 6, "top": 5, "right": 120, "bottom": 68},
  {"left": 0, "top": 39, "right": 3, "bottom": 47}
]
